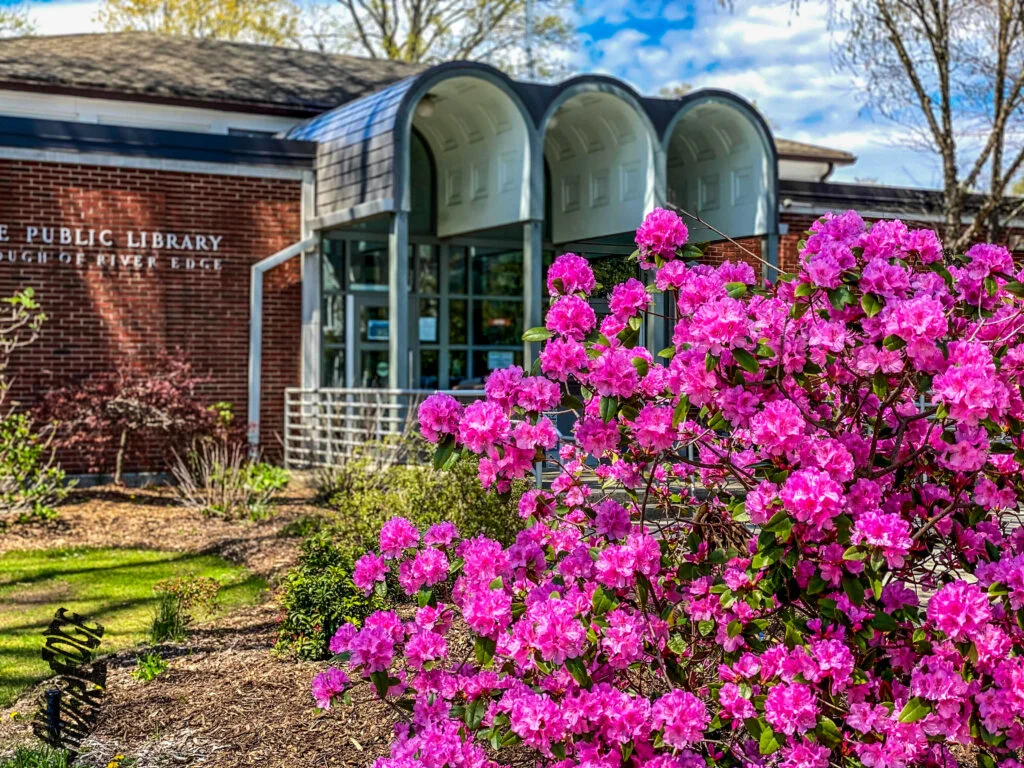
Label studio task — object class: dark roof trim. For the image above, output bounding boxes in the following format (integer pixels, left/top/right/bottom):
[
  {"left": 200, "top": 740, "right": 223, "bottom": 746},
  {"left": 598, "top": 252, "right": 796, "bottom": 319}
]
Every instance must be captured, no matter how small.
[
  {"left": 0, "top": 116, "right": 316, "bottom": 169},
  {"left": 0, "top": 79, "right": 327, "bottom": 118}
]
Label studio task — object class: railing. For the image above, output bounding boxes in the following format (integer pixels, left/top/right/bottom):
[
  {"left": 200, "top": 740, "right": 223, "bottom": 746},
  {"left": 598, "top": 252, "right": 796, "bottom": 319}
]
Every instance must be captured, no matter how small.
[{"left": 283, "top": 388, "right": 485, "bottom": 469}]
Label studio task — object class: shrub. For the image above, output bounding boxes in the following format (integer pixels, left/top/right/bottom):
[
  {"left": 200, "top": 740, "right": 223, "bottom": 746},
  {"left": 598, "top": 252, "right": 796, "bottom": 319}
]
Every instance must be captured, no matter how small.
[
  {"left": 149, "top": 573, "right": 220, "bottom": 643},
  {"left": 171, "top": 437, "right": 288, "bottom": 521},
  {"left": 276, "top": 531, "right": 387, "bottom": 660},
  {"left": 0, "top": 290, "right": 69, "bottom": 524},
  {"left": 311, "top": 210, "right": 1024, "bottom": 768},
  {"left": 131, "top": 651, "right": 168, "bottom": 682},
  {"left": 39, "top": 353, "right": 218, "bottom": 484}
]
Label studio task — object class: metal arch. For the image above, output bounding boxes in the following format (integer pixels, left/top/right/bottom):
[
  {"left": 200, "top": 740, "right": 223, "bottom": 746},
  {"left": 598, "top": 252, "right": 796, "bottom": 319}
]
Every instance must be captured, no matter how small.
[
  {"left": 661, "top": 88, "right": 781, "bottom": 272},
  {"left": 392, "top": 61, "right": 541, "bottom": 220}
]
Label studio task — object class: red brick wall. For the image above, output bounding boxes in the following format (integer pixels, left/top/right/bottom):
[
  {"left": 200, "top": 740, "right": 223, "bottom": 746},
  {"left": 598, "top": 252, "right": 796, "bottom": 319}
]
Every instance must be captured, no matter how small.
[{"left": 0, "top": 158, "right": 302, "bottom": 474}]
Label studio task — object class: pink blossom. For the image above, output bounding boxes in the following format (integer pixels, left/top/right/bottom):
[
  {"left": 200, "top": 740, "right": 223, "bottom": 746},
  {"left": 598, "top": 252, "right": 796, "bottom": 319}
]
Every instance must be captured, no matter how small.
[
  {"left": 379, "top": 517, "right": 419, "bottom": 558},
  {"left": 927, "top": 581, "right": 992, "bottom": 642},
  {"left": 516, "top": 376, "right": 561, "bottom": 412},
  {"left": 538, "top": 336, "right": 588, "bottom": 381},
  {"left": 594, "top": 499, "right": 631, "bottom": 540},
  {"left": 780, "top": 469, "right": 845, "bottom": 533},
  {"left": 311, "top": 667, "right": 348, "bottom": 709},
  {"left": 750, "top": 400, "right": 806, "bottom": 456},
  {"left": 636, "top": 207, "right": 688, "bottom": 268},
  {"left": 588, "top": 346, "right": 639, "bottom": 398},
  {"left": 852, "top": 511, "right": 913, "bottom": 567},
  {"left": 417, "top": 393, "right": 463, "bottom": 443},
  {"left": 651, "top": 690, "right": 708, "bottom": 748},
  {"left": 547, "top": 253, "right": 595, "bottom": 296},
  {"left": 348, "top": 626, "right": 395, "bottom": 673},
  {"left": 631, "top": 404, "right": 676, "bottom": 452},
  {"left": 608, "top": 278, "right": 651, "bottom": 319},
  {"left": 484, "top": 365, "right": 523, "bottom": 411},
  {"left": 352, "top": 552, "right": 388, "bottom": 593},
  {"left": 457, "top": 400, "right": 510, "bottom": 452},
  {"left": 545, "top": 295, "right": 596, "bottom": 341},
  {"left": 764, "top": 683, "right": 818, "bottom": 735}
]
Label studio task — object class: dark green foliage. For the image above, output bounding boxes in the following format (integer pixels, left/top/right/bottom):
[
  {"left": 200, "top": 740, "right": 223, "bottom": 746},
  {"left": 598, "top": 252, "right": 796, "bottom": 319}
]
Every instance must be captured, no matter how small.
[
  {"left": 278, "top": 451, "right": 527, "bottom": 660},
  {"left": 0, "top": 747, "right": 68, "bottom": 768},
  {"left": 276, "top": 531, "right": 388, "bottom": 660},
  {"left": 131, "top": 651, "right": 168, "bottom": 682}
]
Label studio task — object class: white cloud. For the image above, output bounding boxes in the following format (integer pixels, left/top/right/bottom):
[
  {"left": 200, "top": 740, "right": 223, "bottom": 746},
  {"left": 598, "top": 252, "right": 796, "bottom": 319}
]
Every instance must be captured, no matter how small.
[{"left": 25, "top": 0, "right": 102, "bottom": 35}]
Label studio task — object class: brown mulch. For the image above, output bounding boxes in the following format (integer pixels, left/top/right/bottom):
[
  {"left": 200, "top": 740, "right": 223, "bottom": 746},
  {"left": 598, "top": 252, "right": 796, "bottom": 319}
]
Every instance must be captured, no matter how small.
[
  {"left": 0, "top": 481, "right": 321, "bottom": 579},
  {"left": 0, "top": 479, "right": 404, "bottom": 767}
]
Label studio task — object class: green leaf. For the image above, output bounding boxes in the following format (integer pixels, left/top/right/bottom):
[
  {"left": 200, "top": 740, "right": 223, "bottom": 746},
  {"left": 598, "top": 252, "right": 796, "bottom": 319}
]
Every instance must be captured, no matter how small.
[
  {"left": 599, "top": 396, "right": 618, "bottom": 423},
  {"left": 1004, "top": 280, "right": 1024, "bottom": 297},
  {"left": 432, "top": 436, "right": 455, "bottom": 470},
  {"left": 628, "top": 315, "right": 643, "bottom": 331},
  {"left": 828, "top": 285, "right": 854, "bottom": 310},
  {"left": 732, "top": 348, "right": 760, "bottom": 374},
  {"left": 794, "top": 282, "right": 814, "bottom": 298},
  {"left": 871, "top": 611, "right": 899, "bottom": 632},
  {"left": 464, "top": 698, "right": 487, "bottom": 730},
  {"left": 985, "top": 275, "right": 999, "bottom": 296},
  {"left": 861, "top": 292, "right": 883, "bottom": 317},
  {"left": 758, "top": 725, "right": 781, "bottom": 755},
  {"left": 631, "top": 356, "right": 650, "bottom": 377},
  {"left": 842, "top": 546, "right": 867, "bottom": 561},
  {"left": 564, "top": 656, "right": 591, "bottom": 686},
  {"left": 726, "top": 281, "right": 748, "bottom": 298},
  {"left": 522, "top": 326, "right": 553, "bottom": 342},
  {"left": 667, "top": 634, "right": 688, "bottom": 656},
  {"left": 474, "top": 636, "right": 496, "bottom": 668},
  {"left": 561, "top": 392, "right": 584, "bottom": 411},
  {"left": 897, "top": 697, "right": 932, "bottom": 724},
  {"left": 671, "top": 395, "right": 690, "bottom": 427},
  {"left": 843, "top": 574, "right": 865, "bottom": 606},
  {"left": 872, "top": 371, "right": 889, "bottom": 399},
  {"left": 657, "top": 345, "right": 676, "bottom": 359},
  {"left": 591, "top": 586, "right": 619, "bottom": 616},
  {"left": 369, "top": 670, "right": 390, "bottom": 698}
]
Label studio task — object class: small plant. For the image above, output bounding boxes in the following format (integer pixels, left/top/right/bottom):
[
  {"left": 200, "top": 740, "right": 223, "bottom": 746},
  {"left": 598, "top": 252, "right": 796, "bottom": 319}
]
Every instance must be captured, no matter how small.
[
  {"left": 131, "top": 651, "right": 168, "bottom": 682},
  {"left": 0, "top": 290, "right": 70, "bottom": 525},
  {"left": 149, "top": 573, "right": 220, "bottom": 643},
  {"left": 171, "top": 407, "right": 288, "bottom": 521},
  {"left": 0, "top": 746, "right": 69, "bottom": 768}
]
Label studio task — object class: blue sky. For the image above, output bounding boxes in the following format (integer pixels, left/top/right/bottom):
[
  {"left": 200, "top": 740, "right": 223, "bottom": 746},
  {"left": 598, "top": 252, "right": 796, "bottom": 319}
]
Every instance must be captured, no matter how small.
[{"left": 8, "top": 0, "right": 939, "bottom": 188}]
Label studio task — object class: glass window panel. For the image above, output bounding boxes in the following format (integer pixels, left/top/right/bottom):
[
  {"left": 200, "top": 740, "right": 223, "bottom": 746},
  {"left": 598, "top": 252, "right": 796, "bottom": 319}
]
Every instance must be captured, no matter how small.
[
  {"left": 418, "top": 298, "right": 439, "bottom": 342},
  {"left": 473, "top": 300, "right": 523, "bottom": 346},
  {"left": 359, "top": 350, "right": 389, "bottom": 388},
  {"left": 473, "top": 349, "right": 523, "bottom": 376},
  {"left": 323, "top": 347, "right": 345, "bottom": 387},
  {"left": 349, "top": 240, "right": 388, "bottom": 289},
  {"left": 448, "top": 247, "right": 468, "bottom": 294},
  {"left": 449, "top": 299, "right": 467, "bottom": 345},
  {"left": 449, "top": 351, "right": 468, "bottom": 388},
  {"left": 419, "top": 350, "right": 439, "bottom": 389},
  {"left": 417, "top": 244, "right": 439, "bottom": 294},
  {"left": 360, "top": 304, "right": 390, "bottom": 342},
  {"left": 323, "top": 294, "right": 345, "bottom": 346},
  {"left": 323, "top": 239, "right": 345, "bottom": 293},
  {"left": 472, "top": 248, "right": 522, "bottom": 296}
]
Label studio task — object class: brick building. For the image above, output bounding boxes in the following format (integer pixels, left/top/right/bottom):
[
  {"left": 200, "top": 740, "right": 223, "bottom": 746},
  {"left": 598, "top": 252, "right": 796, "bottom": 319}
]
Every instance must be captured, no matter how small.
[{"left": 0, "top": 32, "right": 983, "bottom": 472}]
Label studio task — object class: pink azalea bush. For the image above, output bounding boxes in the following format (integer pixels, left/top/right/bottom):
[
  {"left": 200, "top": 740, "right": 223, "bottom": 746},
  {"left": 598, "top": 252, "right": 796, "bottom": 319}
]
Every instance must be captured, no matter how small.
[{"left": 313, "top": 207, "right": 1024, "bottom": 768}]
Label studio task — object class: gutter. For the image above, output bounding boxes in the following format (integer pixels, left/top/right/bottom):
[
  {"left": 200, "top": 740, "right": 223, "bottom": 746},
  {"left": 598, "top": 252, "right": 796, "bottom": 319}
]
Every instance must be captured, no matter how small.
[{"left": 247, "top": 235, "right": 318, "bottom": 451}]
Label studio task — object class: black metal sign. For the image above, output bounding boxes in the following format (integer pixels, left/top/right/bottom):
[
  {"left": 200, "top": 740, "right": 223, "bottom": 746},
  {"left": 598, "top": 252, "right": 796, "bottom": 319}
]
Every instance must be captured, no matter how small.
[{"left": 31, "top": 608, "right": 106, "bottom": 757}]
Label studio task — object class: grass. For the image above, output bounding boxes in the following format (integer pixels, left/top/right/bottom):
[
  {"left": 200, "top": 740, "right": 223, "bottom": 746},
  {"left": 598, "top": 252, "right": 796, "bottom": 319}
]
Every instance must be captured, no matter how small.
[
  {"left": 0, "top": 547, "right": 265, "bottom": 707},
  {"left": 0, "top": 746, "right": 68, "bottom": 768}
]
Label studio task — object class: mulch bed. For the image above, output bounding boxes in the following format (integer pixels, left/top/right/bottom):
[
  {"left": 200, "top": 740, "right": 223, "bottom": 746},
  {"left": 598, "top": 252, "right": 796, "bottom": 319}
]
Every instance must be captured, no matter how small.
[{"left": 0, "top": 480, "right": 402, "bottom": 767}]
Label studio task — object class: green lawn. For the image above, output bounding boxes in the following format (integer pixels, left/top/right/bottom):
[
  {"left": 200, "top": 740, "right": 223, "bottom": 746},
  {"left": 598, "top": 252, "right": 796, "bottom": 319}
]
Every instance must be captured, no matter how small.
[{"left": 0, "top": 547, "right": 265, "bottom": 706}]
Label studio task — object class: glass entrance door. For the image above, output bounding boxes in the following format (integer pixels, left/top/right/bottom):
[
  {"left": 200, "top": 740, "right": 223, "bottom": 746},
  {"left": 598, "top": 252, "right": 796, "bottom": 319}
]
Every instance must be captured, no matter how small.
[{"left": 352, "top": 293, "right": 389, "bottom": 388}]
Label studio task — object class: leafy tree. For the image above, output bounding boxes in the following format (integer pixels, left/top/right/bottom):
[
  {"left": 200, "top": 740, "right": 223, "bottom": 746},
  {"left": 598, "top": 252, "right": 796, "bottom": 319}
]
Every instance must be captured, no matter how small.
[
  {"left": 304, "top": 0, "right": 575, "bottom": 79},
  {"left": 833, "top": 0, "right": 1024, "bottom": 248},
  {"left": 96, "top": 0, "right": 301, "bottom": 45},
  {"left": 40, "top": 353, "right": 219, "bottom": 484},
  {"left": 0, "top": 5, "right": 36, "bottom": 37}
]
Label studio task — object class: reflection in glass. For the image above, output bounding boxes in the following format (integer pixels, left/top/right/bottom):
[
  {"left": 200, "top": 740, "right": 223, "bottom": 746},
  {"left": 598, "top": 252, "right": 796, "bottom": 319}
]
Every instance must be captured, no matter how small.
[
  {"left": 359, "top": 350, "right": 389, "bottom": 388},
  {"left": 349, "top": 241, "right": 388, "bottom": 289},
  {"left": 473, "top": 349, "right": 523, "bottom": 376},
  {"left": 417, "top": 244, "right": 439, "bottom": 294},
  {"left": 449, "top": 299, "right": 467, "bottom": 345},
  {"left": 420, "top": 350, "right": 439, "bottom": 389},
  {"left": 323, "top": 239, "right": 345, "bottom": 293},
  {"left": 472, "top": 248, "right": 522, "bottom": 296},
  {"left": 448, "top": 247, "right": 468, "bottom": 294},
  {"left": 473, "top": 300, "right": 523, "bottom": 346},
  {"left": 323, "top": 294, "right": 345, "bottom": 345},
  {"left": 323, "top": 347, "right": 345, "bottom": 387},
  {"left": 449, "top": 351, "right": 468, "bottom": 387}
]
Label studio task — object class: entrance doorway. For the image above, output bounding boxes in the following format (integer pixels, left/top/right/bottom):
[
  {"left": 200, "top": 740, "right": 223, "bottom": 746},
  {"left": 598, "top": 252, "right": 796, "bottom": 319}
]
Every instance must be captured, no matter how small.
[{"left": 350, "top": 292, "right": 389, "bottom": 388}]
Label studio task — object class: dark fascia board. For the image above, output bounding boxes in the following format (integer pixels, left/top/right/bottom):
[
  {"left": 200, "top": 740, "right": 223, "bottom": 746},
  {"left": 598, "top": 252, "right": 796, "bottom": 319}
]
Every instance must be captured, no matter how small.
[
  {"left": 780, "top": 179, "right": 944, "bottom": 214},
  {"left": 0, "top": 115, "right": 317, "bottom": 168},
  {"left": 0, "top": 80, "right": 330, "bottom": 119}
]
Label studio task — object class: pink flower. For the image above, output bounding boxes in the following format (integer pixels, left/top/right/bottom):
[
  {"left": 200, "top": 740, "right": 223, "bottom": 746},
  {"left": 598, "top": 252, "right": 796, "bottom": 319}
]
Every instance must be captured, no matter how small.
[
  {"left": 348, "top": 626, "right": 395, "bottom": 673},
  {"left": 516, "top": 376, "right": 561, "bottom": 412},
  {"left": 636, "top": 207, "right": 688, "bottom": 268},
  {"left": 852, "top": 511, "right": 912, "bottom": 567},
  {"left": 405, "top": 630, "right": 447, "bottom": 670},
  {"left": 352, "top": 552, "right": 388, "bottom": 593},
  {"left": 594, "top": 499, "right": 631, "bottom": 540},
  {"left": 547, "top": 252, "right": 596, "bottom": 296},
  {"left": 417, "top": 393, "right": 463, "bottom": 443},
  {"left": 398, "top": 547, "right": 449, "bottom": 594},
  {"left": 423, "top": 521, "right": 458, "bottom": 546},
  {"left": 608, "top": 278, "right": 651, "bottom": 319},
  {"left": 546, "top": 295, "right": 596, "bottom": 341},
  {"left": 379, "top": 517, "right": 418, "bottom": 558},
  {"left": 927, "top": 581, "right": 992, "bottom": 641},
  {"left": 575, "top": 416, "right": 620, "bottom": 455},
  {"left": 484, "top": 365, "right": 523, "bottom": 410},
  {"left": 457, "top": 400, "right": 510, "bottom": 452},
  {"left": 765, "top": 683, "right": 818, "bottom": 735},
  {"left": 588, "top": 346, "right": 639, "bottom": 398},
  {"left": 750, "top": 400, "right": 806, "bottom": 456},
  {"left": 328, "top": 623, "right": 358, "bottom": 654},
  {"left": 651, "top": 690, "right": 708, "bottom": 748},
  {"left": 631, "top": 404, "right": 676, "bottom": 452},
  {"left": 311, "top": 667, "right": 348, "bottom": 709},
  {"left": 539, "top": 337, "right": 588, "bottom": 381},
  {"left": 780, "top": 469, "right": 844, "bottom": 533}
]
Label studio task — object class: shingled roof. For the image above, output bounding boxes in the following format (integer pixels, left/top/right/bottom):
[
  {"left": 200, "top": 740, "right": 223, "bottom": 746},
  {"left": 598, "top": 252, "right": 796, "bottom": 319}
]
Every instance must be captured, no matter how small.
[{"left": 0, "top": 32, "right": 424, "bottom": 115}]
